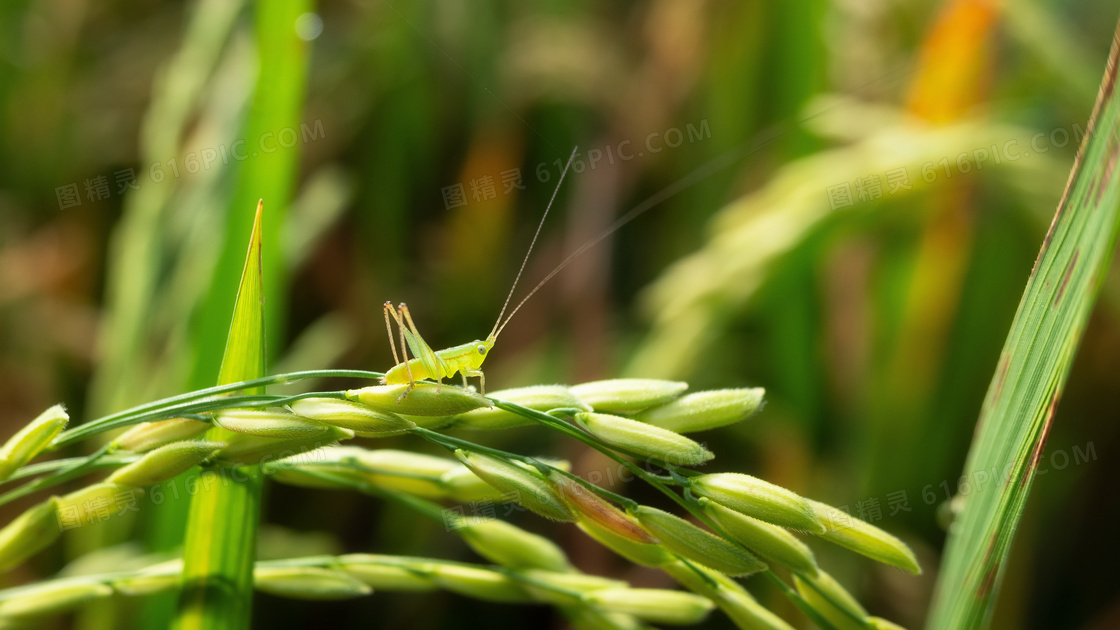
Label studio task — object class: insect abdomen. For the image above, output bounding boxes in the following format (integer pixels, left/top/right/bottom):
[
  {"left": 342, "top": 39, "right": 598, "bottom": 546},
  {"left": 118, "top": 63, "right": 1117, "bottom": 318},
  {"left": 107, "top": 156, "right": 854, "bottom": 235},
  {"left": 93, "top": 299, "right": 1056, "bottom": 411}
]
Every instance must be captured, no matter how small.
[{"left": 383, "top": 358, "right": 432, "bottom": 384}]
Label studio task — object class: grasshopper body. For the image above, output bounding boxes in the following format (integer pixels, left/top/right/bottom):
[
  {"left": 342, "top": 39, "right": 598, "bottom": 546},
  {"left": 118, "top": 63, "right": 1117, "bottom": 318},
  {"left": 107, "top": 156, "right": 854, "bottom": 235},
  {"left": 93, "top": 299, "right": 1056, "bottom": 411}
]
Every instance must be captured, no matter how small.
[
  {"left": 381, "top": 148, "right": 577, "bottom": 399},
  {"left": 382, "top": 338, "right": 493, "bottom": 385},
  {"left": 382, "top": 301, "right": 495, "bottom": 393}
]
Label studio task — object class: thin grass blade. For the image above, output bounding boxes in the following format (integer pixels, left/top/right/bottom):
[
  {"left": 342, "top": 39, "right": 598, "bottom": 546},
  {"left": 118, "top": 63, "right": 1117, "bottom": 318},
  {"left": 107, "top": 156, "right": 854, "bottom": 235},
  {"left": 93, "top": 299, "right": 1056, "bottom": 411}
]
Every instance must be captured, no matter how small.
[
  {"left": 928, "top": 18, "right": 1120, "bottom": 630},
  {"left": 173, "top": 204, "right": 267, "bottom": 630}
]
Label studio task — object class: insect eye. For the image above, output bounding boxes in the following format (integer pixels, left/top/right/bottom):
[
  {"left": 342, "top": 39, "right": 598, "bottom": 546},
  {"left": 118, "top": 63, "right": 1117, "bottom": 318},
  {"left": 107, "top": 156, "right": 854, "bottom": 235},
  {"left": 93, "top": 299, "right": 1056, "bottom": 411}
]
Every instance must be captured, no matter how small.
[{"left": 477, "top": 345, "right": 487, "bottom": 355}]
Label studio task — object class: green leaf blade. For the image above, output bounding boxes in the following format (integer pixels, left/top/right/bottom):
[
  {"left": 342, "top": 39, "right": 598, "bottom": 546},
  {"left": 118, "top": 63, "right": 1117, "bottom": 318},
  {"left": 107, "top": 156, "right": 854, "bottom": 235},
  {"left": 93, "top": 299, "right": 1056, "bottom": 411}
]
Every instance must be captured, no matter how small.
[
  {"left": 174, "top": 203, "right": 267, "bottom": 630},
  {"left": 216, "top": 201, "right": 267, "bottom": 391},
  {"left": 928, "top": 22, "right": 1120, "bottom": 630}
]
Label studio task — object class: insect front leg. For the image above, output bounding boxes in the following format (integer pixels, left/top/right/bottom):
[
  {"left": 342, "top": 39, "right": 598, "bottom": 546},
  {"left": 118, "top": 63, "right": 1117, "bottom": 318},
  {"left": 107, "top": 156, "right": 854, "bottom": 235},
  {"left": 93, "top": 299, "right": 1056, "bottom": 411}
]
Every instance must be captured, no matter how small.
[{"left": 462, "top": 369, "right": 485, "bottom": 396}]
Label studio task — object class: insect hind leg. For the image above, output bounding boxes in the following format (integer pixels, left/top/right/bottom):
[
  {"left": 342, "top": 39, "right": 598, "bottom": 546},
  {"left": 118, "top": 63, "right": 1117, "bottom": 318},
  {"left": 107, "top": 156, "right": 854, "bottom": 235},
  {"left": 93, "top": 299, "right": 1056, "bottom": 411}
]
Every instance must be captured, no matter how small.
[
  {"left": 398, "top": 303, "right": 445, "bottom": 395},
  {"left": 383, "top": 302, "right": 403, "bottom": 367},
  {"left": 383, "top": 302, "right": 416, "bottom": 399}
]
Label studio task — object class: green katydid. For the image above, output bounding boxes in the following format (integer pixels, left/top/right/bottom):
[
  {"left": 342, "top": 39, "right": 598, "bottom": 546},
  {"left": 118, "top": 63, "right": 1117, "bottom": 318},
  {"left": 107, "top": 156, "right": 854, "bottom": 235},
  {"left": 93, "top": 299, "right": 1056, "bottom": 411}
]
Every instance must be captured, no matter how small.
[
  {"left": 380, "top": 103, "right": 843, "bottom": 399},
  {"left": 381, "top": 147, "right": 578, "bottom": 398}
]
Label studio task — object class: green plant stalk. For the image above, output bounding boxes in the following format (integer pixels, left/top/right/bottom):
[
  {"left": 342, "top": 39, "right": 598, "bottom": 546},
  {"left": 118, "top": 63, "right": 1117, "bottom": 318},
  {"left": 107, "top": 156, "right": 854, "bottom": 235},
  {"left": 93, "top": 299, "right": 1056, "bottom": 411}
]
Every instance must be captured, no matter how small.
[
  {"left": 0, "top": 553, "right": 615, "bottom": 614},
  {"left": 296, "top": 434, "right": 845, "bottom": 630},
  {"left": 0, "top": 386, "right": 360, "bottom": 506},
  {"left": 409, "top": 427, "right": 638, "bottom": 509},
  {"left": 165, "top": 6, "right": 311, "bottom": 623},
  {"left": 174, "top": 205, "right": 267, "bottom": 630},
  {"left": 928, "top": 18, "right": 1120, "bottom": 630},
  {"left": 17, "top": 378, "right": 867, "bottom": 628},
  {"left": 3, "top": 454, "right": 139, "bottom": 483},
  {"left": 0, "top": 444, "right": 113, "bottom": 507},
  {"left": 275, "top": 468, "right": 608, "bottom": 605},
  {"left": 282, "top": 468, "right": 688, "bottom": 621},
  {"left": 54, "top": 390, "right": 350, "bottom": 450},
  {"left": 285, "top": 468, "right": 451, "bottom": 524},
  {"left": 296, "top": 399, "right": 842, "bottom": 629},
  {"left": 493, "top": 401, "right": 845, "bottom": 630},
  {"left": 0, "top": 393, "right": 347, "bottom": 507},
  {"left": 57, "top": 370, "right": 381, "bottom": 447},
  {"left": 15, "top": 381, "right": 857, "bottom": 628}
]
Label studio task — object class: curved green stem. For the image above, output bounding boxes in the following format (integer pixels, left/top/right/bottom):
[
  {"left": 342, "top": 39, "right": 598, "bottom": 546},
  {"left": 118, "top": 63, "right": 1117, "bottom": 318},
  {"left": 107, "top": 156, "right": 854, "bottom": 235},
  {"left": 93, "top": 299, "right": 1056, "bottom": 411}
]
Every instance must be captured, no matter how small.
[
  {"left": 495, "top": 400, "right": 845, "bottom": 630},
  {"left": 409, "top": 427, "right": 636, "bottom": 509},
  {"left": 53, "top": 370, "right": 380, "bottom": 447},
  {"left": 273, "top": 469, "right": 589, "bottom": 602},
  {"left": 288, "top": 467, "right": 448, "bottom": 522},
  {"left": 1, "top": 391, "right": 352, "bottom": 505},
  {"left": 0, "top": 553, "right": 591, "bottom": 611},
  {"left": 0, "top": 444, "right": 113, "bottom": 508},
  {"left": 55, "top": 390, "right": 350, "bottom": 448},
  {"left": 2, "top": 452, "right": 139, "bottom": 484}
]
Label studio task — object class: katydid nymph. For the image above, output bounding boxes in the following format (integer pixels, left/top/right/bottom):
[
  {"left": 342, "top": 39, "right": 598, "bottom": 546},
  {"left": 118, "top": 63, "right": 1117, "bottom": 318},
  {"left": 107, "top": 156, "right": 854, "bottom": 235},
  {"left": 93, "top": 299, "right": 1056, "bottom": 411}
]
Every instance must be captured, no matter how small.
[{"left": 381, "top": 147, "right": 578, "bottom": 399}]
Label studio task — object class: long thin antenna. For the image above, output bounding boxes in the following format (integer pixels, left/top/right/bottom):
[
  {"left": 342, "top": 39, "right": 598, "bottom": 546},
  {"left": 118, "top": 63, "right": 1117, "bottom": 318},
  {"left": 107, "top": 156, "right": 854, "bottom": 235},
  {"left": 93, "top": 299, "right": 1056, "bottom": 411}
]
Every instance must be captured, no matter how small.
[
  {"left": 492, "top": 137, "right": 755, "bottom": 339},
  {"left": 489, "top": 62, "right": 922, "bottom": 340},
  {"left": 491, "top": 97, "right": 864, "bottom": 340},
  {"left": 489, "top": 146, "right": 578, "bottom": 339}
]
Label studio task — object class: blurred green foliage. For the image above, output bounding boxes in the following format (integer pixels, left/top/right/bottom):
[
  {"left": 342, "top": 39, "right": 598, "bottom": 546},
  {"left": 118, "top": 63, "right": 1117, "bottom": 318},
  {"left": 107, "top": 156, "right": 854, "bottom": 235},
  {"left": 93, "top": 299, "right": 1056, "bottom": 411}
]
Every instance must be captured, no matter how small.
[{"left": 0, "top": 1, "right": 1118, "bottom": 628}]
